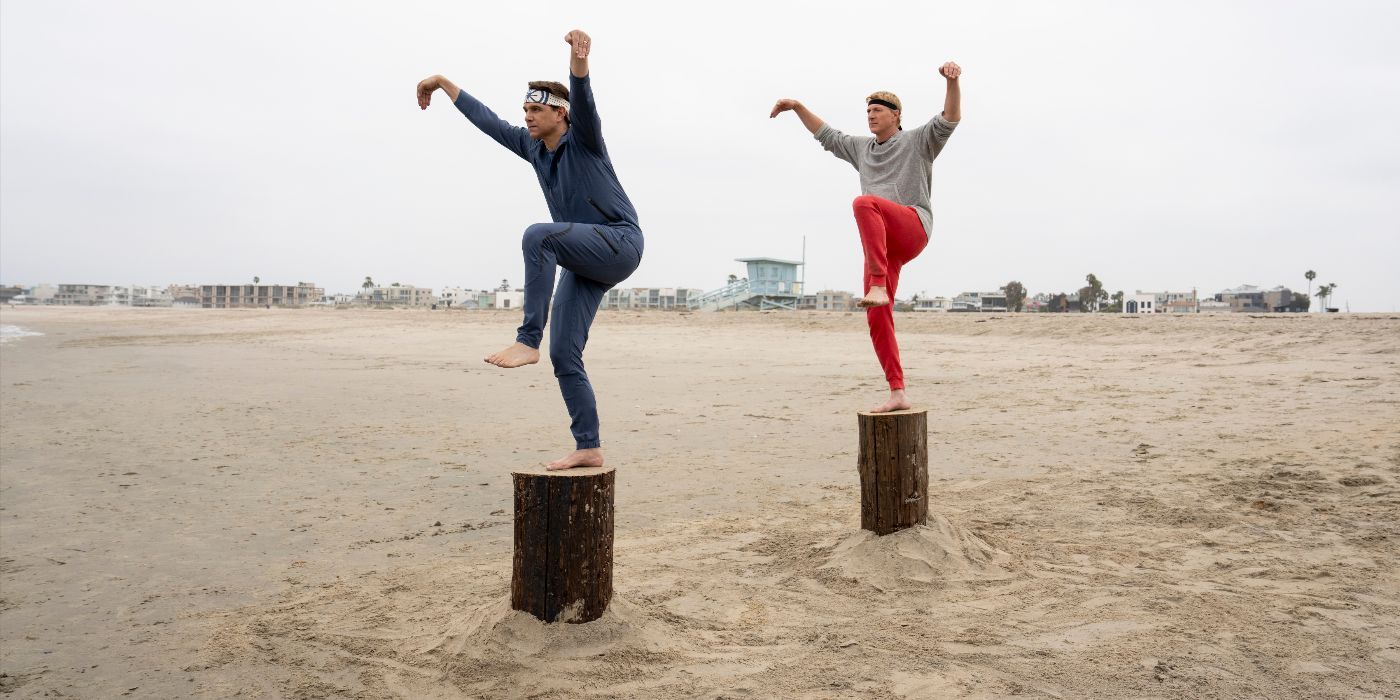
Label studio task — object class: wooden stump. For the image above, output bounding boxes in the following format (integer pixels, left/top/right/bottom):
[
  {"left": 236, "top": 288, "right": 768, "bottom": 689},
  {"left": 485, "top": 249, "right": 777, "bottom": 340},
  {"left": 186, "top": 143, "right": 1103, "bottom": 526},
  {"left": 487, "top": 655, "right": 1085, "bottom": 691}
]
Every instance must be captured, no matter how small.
[
  {"left": 510, "top": 465, "right": 615, "bottom": 623},
  {"left": 857, "top": 409, "right": 929, "bottom": 535}
]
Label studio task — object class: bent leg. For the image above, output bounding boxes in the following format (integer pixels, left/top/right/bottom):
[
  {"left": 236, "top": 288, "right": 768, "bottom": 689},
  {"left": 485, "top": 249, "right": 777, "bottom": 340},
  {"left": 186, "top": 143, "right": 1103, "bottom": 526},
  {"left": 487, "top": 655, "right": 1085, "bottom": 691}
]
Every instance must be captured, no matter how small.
[
  {"left": 549, "top": 269, "right": 611, "bottom": 450},
  {"left": 517, "top": 222, "right": 635, "bottom": 349},
  {"left": 858, "top": 199, "right": 928, "bottom": 390}
]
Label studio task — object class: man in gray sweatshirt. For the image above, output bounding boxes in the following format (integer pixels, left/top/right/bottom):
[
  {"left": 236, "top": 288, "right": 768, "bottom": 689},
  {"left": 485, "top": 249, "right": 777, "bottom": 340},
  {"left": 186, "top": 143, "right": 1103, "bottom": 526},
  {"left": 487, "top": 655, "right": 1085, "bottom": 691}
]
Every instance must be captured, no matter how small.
[{"left": 771, "top": 61, "right": 962, "bottom": 413}]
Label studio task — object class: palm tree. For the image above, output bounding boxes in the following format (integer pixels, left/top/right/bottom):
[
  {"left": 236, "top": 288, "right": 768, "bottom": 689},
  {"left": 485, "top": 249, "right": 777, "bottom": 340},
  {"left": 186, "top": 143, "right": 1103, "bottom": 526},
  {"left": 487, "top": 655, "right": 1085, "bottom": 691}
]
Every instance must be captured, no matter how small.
[
  {"left": 1315, "top": 283, "right": 1337, "bottom": 311},
  {"left": 1304, "top": 270, "right": 1315, "bottom": 312},
  {"left": 253, "top": 275, "right": 260, "bottom": 285},
  {"left": 362, "top": 276, "right": 374, "bottom": 290}
]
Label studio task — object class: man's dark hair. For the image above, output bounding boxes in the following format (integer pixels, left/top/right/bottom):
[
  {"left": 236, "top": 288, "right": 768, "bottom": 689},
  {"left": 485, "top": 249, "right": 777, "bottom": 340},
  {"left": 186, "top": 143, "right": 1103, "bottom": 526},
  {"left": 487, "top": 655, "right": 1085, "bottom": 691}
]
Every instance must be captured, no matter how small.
[
  {"left": 527, "top": 80, "right": 569, "bottom": 124},
  {"left": 528, "top": 80, "right": 569, "bottom": 101}
]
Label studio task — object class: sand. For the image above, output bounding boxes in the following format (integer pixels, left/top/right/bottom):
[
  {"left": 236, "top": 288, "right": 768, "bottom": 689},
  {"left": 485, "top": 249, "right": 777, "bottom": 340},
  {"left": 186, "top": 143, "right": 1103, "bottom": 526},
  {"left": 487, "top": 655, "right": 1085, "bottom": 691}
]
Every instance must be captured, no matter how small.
[{"left": 1, "top": 306, "right": 1397, "bottom": 698}]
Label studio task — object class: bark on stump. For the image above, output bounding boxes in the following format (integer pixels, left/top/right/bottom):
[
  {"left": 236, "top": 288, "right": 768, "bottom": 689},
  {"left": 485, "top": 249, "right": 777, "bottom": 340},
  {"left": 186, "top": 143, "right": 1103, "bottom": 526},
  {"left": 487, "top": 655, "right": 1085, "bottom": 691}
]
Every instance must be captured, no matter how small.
[
  {"left": 510, "top": 465, "right": 615, "bottom": 623},
  {"left": 857, "top": 408, "right": 929, "bottom": 535}
]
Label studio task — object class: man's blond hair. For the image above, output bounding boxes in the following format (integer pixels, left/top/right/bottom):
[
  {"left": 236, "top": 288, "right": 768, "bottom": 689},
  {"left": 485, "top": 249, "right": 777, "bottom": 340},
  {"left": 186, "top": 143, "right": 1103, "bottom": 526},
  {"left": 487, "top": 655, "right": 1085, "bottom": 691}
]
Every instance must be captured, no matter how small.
[{"left": 866, "top": 91, "right": 902, "bottom": 127}]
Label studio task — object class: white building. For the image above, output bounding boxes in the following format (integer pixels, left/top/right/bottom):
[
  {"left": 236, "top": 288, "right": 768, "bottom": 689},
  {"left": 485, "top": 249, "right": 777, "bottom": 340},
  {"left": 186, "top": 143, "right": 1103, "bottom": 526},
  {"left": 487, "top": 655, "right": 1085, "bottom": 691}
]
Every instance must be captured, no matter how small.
[
  {"left": 913, "top": 296, "right": 952, "bottom": 312},
  {"left": 493, "top": 290, "right": 524, "bottom": 310},
  {"left": 357, "top": 285, "right": 434, "bottom": 307},
  {"left": 1124, "top": 292, "right": 1157, "bottom": 314},
  {"left": 600, "top": 287, "right": 701, "bottom": 310}
]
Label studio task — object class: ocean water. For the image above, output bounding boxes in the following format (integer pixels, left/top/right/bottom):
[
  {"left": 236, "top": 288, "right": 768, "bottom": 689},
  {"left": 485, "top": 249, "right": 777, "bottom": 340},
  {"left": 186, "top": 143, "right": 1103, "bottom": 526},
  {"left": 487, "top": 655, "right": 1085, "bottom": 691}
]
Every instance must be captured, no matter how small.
[{"left": 0, "top": 325, "right": 43, "bottom": 343}]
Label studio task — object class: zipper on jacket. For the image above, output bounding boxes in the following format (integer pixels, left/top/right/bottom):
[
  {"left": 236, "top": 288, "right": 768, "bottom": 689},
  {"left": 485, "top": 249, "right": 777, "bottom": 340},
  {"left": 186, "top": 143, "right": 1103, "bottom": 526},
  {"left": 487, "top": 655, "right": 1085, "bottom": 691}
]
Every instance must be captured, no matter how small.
[{"left": 592, "top": 226, "right": 620, "bottom": 255}]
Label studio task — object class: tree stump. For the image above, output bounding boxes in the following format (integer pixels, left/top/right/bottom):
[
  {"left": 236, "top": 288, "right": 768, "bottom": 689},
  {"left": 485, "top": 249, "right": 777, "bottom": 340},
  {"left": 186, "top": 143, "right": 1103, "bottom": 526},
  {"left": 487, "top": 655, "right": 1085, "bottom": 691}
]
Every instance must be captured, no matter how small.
[
  {"left": 510, "top": 465, "right": 615, "bottom": 623},
  {"left": 857, "top": 409, "right": 929, "bottom": 535}
]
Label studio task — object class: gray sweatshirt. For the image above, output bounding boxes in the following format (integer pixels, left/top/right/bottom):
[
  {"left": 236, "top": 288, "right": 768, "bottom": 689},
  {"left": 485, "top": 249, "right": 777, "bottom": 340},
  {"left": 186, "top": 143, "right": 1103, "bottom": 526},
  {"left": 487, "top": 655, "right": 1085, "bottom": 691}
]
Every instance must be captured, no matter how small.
[{"left": 815, "top": 113, "right": 958, "bottom": 237}]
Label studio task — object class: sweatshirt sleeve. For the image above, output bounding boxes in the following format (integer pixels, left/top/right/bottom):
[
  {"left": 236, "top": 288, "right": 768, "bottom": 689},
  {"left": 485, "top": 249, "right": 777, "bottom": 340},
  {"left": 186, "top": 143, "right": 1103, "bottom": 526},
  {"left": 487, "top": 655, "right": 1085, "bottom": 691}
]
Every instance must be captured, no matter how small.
[
  {"left": 918, "top": 113, "right": 959, "bottom": 159},
  {"left": 453, "top": 90, "right": 532, "bottom": 161},
  {"left": 568, "top": 73, "right": 605, "bottom": 155},
  {"left": 815, "top": 123, "right": 863, "bottom": 169}
]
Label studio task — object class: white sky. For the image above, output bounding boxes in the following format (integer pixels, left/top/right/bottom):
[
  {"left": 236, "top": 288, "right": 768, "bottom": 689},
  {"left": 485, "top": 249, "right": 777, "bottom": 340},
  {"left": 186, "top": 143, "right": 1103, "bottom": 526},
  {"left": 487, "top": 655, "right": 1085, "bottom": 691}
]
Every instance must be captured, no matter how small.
[{"left": 2, "top": 1, "right": 1397, "bottom": 309}]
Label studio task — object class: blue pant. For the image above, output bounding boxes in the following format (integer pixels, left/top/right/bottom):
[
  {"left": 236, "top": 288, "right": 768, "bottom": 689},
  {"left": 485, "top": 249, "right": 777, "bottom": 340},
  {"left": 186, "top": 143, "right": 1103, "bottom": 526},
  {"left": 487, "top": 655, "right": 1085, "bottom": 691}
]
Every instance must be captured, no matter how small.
[{"left": 517, "top": 222, "right": 643, "bottom": 450}]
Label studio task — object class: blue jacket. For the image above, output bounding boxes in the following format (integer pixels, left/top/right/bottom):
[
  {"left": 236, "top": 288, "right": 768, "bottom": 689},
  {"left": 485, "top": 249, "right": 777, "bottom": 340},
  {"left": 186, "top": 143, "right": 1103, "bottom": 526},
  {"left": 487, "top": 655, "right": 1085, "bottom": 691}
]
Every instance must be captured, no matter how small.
[{"left": 453, "top": 73, "right": 640, "bottom": 232}]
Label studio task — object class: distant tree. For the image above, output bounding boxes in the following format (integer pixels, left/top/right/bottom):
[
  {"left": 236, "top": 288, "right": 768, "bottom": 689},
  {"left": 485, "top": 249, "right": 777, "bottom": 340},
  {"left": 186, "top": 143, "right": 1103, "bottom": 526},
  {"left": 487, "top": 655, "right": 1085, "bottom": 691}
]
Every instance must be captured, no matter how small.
[
  {"left": 498, "top": 278, "right": 511, "bottom": 292},
  {"left": 1003, "top": 281, "right": 1026, "bottom": 312},
  {"left": 1048, "top": 292, "right": 1069, "bottom": 313},
  {"left": 1304, "top": 269, "right": 1316, "bottom": 311},
  {"left": 1315, "top": 283, "right": 1337, "bottom": 311},
  {"left": 1292, "top": 291, "right": 1311, "bottom": 312},
  {"left": 1105, "top": 290, "right": 1125, "bottom": 313},
  {"left": 1081, "top": 273, "right": 1108, "bottom": 312},
  {"left": 362, "top": 276, "right": 374, "bottom": 289},
  {"left": 391, "top": 282, "right": 401, "bottom": 287},
  {"left": 728, "top": 273, "right": 738, "bottom": 285},
  {"left": 253, "top": 276, "right": 260, "bottom": 284}
]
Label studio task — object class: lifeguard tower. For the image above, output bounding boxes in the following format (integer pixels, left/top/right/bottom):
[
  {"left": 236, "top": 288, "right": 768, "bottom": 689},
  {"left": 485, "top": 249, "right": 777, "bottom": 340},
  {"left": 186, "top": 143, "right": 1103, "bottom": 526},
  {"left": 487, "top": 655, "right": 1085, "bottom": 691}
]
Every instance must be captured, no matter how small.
[{"left": 688, "top": 257, "right": 804, "bottom": 311}]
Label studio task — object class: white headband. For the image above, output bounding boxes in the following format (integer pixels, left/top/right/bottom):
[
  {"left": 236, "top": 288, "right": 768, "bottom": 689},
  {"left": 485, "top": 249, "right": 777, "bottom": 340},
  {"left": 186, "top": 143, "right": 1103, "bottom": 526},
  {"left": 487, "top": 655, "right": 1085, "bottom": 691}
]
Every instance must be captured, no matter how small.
[{"left": 524, "top": 88, "right": 569, "bottom": 110}]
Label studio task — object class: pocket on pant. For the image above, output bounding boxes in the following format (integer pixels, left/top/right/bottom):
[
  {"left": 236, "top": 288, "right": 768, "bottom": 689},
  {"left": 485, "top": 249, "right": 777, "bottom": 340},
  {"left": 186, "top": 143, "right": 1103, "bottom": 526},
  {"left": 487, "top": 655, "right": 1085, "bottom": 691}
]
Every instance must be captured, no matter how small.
[{"left": 592, "top": 226, "right": 620, "bottom": 256}]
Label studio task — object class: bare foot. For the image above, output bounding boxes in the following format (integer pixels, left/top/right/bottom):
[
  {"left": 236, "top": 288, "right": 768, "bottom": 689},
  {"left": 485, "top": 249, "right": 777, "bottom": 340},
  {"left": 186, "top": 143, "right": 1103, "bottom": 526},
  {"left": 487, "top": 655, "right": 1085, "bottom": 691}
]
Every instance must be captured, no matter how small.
[
  {"left": 484, "top": 342, "right": 539, "bottom": 368},
  {"left": 869, "top": 389, "right": 911, "bottom": 413},
  {"left": 546, "top": 448, "right": 604, "bottom": 471},
  {"left": 859, "top": 285, "right": 890, "bottom": 308}
]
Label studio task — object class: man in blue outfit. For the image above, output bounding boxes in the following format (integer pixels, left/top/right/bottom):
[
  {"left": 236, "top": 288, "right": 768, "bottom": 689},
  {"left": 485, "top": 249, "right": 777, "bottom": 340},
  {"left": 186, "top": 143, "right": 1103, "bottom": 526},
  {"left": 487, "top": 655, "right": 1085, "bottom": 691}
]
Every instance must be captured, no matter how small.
[{"left": 417, "top": 29, "right": 643, "bottom": 471}]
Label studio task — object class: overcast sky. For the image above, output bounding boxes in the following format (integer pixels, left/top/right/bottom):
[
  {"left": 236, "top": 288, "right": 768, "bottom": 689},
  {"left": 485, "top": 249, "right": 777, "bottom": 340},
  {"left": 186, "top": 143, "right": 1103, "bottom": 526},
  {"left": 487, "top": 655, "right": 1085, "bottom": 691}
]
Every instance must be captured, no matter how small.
[{"left": 2, "top": 1, "right": 1396, "bottom": 309}]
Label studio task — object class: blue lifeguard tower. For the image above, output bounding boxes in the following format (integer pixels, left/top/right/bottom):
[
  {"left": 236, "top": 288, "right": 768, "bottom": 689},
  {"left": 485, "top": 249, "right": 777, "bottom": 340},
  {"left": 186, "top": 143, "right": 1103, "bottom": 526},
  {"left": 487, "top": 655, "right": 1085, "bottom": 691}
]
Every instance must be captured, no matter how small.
[{"left": 688, "top": 257, "right": 804, "bottom": 311}]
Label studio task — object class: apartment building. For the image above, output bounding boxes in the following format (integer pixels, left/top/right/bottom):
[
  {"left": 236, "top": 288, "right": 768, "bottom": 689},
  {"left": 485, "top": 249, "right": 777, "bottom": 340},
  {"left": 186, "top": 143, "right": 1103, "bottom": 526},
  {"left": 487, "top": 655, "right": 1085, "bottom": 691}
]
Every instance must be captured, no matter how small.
[{"left": 201, "top": 282, "right": 324, "bottom": 308}]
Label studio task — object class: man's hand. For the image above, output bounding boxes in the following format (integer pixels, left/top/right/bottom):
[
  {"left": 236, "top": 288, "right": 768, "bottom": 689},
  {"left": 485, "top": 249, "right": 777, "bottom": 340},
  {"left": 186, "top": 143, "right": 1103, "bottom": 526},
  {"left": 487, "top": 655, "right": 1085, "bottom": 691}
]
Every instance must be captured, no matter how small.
[
  {"left": 770, "top": 98, "right": 825, "bottom": 135},
  {"left": 416, "top": 75, "right": 440, "bottom": 110},
  {"left": 770, "top": 99, "right": 801, "bottom": 118},
  {"left": 940, "top": 61, "right": 962, "bottom": 80},
  {"left": 565, "top": 29, "right": 592, "bottom": 59}
]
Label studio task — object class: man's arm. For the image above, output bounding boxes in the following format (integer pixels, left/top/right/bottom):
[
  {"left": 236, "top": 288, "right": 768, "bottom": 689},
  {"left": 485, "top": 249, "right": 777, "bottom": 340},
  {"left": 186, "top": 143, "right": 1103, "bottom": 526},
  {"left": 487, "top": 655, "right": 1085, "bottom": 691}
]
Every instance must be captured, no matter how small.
[
  {"left": 566, "top": 29, "right": 589, "bottom": 79},
  {"left": 417, "top": 74, "right": 531, "bottom": 160},
  {"left": 563, "top": 29, "right": 605, "bottom": 154},
  {"left": 774, "top": 98, "right": 862, "bottom": 167},
  {"left": 770, "top": 99, "right": 826, "bottom": 135},
  {"left": 939, "top": 61, "right": 961, "bottom": 122},
  {"left": 917, "top": 61, "right": 962, "bottom": 158},
  {"left": 417, "top": 74, "right": 460, "bottom": 108}
]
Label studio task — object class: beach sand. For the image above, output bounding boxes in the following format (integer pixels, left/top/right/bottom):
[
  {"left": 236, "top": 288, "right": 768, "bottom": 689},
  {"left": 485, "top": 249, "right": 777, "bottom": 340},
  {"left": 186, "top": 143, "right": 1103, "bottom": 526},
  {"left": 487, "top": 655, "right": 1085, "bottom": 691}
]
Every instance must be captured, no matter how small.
[{"left": 1, "top": 306, "right": 1397, "bottom": 698}]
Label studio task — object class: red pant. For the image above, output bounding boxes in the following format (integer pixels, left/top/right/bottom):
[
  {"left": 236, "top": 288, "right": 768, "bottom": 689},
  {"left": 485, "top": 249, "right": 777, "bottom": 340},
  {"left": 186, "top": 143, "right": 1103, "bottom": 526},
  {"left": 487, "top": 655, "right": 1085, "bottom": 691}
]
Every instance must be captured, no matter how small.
[{"left": 852, "top": 195, "right": 928, "bottom": 390}]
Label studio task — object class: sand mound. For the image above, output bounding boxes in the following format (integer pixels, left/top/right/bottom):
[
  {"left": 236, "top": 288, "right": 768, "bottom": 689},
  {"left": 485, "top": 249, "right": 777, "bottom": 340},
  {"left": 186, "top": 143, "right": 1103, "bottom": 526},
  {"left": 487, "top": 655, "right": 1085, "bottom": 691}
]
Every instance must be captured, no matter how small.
[
  {"left": 428, "top": 595, "right": 683, "bottom": 660},
  {"left": 820, "top": 515, "right": 1011, "bottom": 590}
]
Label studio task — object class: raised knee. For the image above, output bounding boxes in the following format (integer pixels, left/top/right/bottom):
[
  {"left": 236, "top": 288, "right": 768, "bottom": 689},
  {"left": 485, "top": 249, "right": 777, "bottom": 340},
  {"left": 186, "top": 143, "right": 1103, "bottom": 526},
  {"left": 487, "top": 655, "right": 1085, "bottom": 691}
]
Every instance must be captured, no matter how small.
[
  {"left": 852, "top": 195, "right": 879, "bottom": 212},
  {"left": 522, "top": 223, "right": 556, "bottom": 250},
  {"left": 549, "top": 346, "right": 581, "bottom": 374}
]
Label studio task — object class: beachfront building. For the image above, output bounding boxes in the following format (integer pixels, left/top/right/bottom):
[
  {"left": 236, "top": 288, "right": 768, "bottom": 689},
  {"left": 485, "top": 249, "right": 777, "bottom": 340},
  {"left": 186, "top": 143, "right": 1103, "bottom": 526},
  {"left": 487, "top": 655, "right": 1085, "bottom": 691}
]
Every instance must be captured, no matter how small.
[
  {"left": 1198, "top": 299, "right": 1232, "bottom": 313},
  {"left": 53, "top": 284, "right": 113, "bottom": 305},
  {"left": 952, "top": 291, "right": 1008, "bottom": 312},
  {"left": 168, "top": 285, "right": 201, "bottom": 307},
  {"left": 1125, "top": 289, "right": 1198, "bottom": 313},
  {"left": 357, "top": 284, "right": 433, "bottom": 308},
  {"left": 23, "top": 284, "right": 57, "bottom": 304},
  {"left": 1124, "top": 292, "right": 1157, "bottom": 314},
  {"left": 491, "top": 289, "right": 524, "bottom": 310},
  {"left": 438, "top": 286, "right": 486, "bottom": 309},
  {"left": 600, "top": 287, "right": 702, "bottom": 311},
  {"left": 1214, "top": 284, "right": 1300, "bottom": 312},
  {"left": 817, "top": 289, "right": 856, "bottom": 311},
  {"left": 102, "top": 285, "right": 174, "bottom": 307},
  {"left": 201, "top": 282, "right": 325, "bottom": 308},
  {"left": 912, "top": 295, "right": 951, "bottom": 312}
]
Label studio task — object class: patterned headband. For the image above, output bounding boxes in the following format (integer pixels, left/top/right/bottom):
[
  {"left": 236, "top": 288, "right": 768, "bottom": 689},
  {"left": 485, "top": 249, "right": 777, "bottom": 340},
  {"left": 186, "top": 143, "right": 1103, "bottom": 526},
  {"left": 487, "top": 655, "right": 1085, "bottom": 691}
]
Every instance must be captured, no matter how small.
[{"left": 524, "top": 88, "right": 569, "bottom": 109}]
